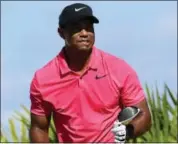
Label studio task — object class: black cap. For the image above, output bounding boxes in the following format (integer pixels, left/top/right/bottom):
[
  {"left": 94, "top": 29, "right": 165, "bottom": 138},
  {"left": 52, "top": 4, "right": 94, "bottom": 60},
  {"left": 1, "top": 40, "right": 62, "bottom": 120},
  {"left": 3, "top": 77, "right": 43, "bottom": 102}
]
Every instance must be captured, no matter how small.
[{"left": 59, "top": 3, "right": 99, "bottom": 27}]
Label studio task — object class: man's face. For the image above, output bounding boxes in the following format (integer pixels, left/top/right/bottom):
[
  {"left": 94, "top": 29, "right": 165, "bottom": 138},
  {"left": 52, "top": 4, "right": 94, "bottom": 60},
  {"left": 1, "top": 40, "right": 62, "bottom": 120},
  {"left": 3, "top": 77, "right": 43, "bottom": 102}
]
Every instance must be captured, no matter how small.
[{"left": 60, "top": 19, "right": 95, "bottom": 51}]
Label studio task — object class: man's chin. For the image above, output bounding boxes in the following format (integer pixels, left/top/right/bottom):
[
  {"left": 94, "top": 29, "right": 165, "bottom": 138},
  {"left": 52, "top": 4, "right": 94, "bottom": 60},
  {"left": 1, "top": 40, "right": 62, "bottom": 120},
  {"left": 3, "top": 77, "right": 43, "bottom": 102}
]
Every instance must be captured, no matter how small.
[{"left": 77, "top": 46, "right": 92, "bottom": 51}]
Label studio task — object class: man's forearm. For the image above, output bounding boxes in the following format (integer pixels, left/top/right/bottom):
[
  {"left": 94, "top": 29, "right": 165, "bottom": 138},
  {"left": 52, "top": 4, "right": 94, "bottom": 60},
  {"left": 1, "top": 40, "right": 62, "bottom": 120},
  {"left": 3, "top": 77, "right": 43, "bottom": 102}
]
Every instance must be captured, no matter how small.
[
  {"left": 29, "top": 127, "right": 50, "bottom": 143},
  {"left": 127, "top": 111, "right": 152, "bottom": 139}
]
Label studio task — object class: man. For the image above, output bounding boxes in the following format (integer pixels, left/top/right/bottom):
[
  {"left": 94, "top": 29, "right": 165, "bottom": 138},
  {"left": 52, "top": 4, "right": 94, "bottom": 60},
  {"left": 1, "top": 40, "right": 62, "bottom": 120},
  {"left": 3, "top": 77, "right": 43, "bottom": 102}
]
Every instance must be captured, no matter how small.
[{"left": 29, "top": 3, "right": 151, "bottom": 143}]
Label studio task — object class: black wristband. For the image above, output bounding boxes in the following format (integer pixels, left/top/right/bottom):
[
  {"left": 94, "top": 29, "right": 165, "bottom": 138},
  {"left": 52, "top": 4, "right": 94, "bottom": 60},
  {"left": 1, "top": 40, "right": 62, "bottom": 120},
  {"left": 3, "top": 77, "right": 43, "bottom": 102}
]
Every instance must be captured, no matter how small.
[{"left": 126, "top": 124, "right": 134, "bottom": 140}]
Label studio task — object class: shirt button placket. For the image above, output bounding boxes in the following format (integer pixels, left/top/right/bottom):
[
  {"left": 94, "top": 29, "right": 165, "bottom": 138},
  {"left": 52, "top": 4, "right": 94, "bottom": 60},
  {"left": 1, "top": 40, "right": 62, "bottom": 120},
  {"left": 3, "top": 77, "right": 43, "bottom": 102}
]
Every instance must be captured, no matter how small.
[{"left": 78, "top": 76, "right": 85, "bottom": 92}]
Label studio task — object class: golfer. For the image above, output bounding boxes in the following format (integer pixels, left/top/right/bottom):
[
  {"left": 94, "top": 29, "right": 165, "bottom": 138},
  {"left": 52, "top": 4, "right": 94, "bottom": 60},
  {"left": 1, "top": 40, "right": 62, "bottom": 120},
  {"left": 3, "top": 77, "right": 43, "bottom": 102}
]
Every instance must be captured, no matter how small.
[{"left": 29, "top": 3, "right": 151, "bottom": 143}]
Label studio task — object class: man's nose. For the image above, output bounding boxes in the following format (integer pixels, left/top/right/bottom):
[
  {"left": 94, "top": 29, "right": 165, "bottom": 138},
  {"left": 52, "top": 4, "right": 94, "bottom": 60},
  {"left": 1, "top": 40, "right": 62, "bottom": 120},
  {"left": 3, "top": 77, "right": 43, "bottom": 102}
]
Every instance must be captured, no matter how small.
[{"left": 80, "top": 29, "right": 88, "bottom": 37}]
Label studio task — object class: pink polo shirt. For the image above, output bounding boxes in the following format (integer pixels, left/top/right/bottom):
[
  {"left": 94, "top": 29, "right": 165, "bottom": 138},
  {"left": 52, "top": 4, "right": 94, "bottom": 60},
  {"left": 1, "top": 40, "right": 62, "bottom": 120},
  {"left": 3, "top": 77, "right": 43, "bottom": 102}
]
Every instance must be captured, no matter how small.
[{"left": 30, "top": 46, "right": 145, "bottom": 142}]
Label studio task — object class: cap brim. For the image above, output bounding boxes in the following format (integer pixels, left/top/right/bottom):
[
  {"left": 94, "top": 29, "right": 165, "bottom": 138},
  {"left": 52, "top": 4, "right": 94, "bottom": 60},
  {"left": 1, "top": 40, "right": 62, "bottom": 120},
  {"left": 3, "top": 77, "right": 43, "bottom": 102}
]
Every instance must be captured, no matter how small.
[
  {"left": 86, "top": 15, "right": 99, "bottom": 23},
  {"left": 77, "top": 15, "right": 99, "bottom": 24},
  {"left": 60, "top": 15, "right": 99, "bottom": 27}
]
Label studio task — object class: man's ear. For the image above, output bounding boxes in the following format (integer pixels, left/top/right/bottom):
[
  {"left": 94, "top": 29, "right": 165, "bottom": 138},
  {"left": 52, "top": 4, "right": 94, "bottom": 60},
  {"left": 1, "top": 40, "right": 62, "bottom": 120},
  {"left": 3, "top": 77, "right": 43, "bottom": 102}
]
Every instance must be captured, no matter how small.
[{"left": 58, "top": 27, "right": 65, "bottom": 39}]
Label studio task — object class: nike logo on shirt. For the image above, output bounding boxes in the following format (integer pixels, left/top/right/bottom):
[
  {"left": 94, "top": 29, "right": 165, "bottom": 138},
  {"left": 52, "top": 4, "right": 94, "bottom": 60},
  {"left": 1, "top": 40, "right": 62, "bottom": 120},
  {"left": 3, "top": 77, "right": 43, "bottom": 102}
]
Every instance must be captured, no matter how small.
[{"left": 95, "top": 74, "right": 107, "bottom": 80}]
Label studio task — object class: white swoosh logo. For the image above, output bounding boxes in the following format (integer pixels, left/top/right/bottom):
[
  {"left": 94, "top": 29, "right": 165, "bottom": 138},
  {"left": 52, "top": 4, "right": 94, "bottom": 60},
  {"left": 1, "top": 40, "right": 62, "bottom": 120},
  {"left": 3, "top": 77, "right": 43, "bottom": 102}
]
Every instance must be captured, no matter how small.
[{"left": 75, "top": 7, "right": 86, "bottom": 12}]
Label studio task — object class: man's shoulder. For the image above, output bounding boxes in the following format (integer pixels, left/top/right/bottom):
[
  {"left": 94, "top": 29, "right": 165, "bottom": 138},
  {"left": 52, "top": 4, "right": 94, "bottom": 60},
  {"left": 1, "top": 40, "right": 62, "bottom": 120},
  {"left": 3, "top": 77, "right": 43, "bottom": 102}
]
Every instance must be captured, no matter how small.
[
  {"left": 33, "top": 55, "right": 59, "bottom": 83},
  {"left": 97, "top": 48, "right": 128, "bottom": 67},
  {"left": 97, "top": 48, "right": 135, "bottom": 74}
]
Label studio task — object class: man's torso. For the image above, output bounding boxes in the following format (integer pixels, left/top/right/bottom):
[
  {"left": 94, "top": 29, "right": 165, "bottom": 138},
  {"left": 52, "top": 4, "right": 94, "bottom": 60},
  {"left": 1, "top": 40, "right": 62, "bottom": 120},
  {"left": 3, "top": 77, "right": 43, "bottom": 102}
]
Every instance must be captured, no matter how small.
[{"left": 32, "top": 47, "right": 137, "bottom": 142}]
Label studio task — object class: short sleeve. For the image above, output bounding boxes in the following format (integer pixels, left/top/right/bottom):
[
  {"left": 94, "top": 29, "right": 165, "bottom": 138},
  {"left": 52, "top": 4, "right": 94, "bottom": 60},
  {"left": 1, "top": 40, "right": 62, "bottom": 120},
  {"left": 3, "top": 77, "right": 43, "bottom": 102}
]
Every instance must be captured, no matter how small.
[
  {"left": 120, "top": 66, "right": 145, "bottom": 107},
  {"left": 30, "top": 73, "right": 52, "bottom": 116}
]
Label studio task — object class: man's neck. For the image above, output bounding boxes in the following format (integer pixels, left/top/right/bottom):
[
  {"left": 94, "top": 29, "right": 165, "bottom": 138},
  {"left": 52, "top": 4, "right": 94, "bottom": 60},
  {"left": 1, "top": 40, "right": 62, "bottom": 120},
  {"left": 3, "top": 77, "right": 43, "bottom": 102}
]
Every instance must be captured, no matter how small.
[{"left": 63, "top": 46, "right": 92, "bottom": 72}]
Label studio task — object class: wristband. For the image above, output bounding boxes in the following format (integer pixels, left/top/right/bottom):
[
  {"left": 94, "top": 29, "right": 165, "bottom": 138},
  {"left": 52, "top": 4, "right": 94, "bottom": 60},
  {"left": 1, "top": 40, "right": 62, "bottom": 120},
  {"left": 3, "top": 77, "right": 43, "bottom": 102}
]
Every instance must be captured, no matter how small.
[{"left": 126, "top": 124, "right": 134, "bottom": 140}]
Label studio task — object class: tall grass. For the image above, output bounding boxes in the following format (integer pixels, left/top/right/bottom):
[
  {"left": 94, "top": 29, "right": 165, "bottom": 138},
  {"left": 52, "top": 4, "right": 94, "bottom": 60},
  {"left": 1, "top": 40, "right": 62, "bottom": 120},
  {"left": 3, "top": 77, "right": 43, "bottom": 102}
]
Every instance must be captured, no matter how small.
[
  {"left": 130, "top": 84, "right": 177, "bottom": 142},
  {"left": 1, "top": 84, "right": 177, "bottom": 142}
]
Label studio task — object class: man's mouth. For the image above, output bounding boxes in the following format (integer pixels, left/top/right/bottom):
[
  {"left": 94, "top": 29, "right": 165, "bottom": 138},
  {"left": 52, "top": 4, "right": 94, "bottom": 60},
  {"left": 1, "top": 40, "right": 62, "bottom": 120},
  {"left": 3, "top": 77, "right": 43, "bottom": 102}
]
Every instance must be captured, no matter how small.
[
  {"left": 78, "top": 40, "right": 89, "bottom": 44},
  {"left": 79, "top": 40, "right": 89, "bottom": 42}
]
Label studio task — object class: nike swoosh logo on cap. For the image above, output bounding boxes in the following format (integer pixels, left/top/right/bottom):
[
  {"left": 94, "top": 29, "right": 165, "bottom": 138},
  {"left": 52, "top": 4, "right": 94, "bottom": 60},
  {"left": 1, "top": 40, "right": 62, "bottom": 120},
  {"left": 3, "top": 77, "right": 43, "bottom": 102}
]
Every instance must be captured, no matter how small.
[{"left": 75, "top": 7, "right": 86, "bottom": 12}]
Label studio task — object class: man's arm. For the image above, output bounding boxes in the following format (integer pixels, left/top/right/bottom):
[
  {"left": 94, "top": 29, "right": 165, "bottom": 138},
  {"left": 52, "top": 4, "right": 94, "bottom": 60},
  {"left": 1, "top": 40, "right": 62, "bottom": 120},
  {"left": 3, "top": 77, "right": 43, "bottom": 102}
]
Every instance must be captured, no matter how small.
[
  {"left": 119, "top": 61, "right": 152, "bottom": 139},
  {"left": 29, "top": 72, "right": 53, "bottom": 142},
  {"left": 126, "top": 99, "right": 151, "bottom": 139},
  {"left": 30, "top": 114, "right": 51, "bottom": 142}
]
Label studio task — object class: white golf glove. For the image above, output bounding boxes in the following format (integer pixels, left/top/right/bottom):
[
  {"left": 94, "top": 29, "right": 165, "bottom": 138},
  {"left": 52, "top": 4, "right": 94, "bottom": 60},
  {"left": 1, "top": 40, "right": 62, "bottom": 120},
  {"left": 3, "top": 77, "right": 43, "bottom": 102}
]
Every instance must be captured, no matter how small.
[{"left": 111, "top": 120, "right": 126, "bottom": 143}]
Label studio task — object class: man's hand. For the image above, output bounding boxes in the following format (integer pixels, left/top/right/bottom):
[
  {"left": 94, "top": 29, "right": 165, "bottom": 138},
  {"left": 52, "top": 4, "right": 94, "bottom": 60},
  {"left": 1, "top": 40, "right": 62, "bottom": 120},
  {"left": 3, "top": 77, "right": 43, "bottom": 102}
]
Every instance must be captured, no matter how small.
[{"left": 111, "top": 120, "right": 126, "bottom": 143}]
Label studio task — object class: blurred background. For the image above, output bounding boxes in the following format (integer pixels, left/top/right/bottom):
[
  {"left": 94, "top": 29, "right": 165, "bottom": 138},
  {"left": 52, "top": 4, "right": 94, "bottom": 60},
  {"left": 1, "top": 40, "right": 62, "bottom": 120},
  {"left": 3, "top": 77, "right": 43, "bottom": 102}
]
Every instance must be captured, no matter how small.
[{"left": 1, "top": 1, "right": 177, "bottom": 142}]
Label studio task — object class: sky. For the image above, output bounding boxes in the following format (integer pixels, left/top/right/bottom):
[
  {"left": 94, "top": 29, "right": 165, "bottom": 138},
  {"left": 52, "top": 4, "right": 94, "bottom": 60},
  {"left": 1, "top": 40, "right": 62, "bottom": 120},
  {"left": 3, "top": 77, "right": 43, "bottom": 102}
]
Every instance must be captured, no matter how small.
[{"left": 1, "top": 1, "right": 177, "bottom": 137}]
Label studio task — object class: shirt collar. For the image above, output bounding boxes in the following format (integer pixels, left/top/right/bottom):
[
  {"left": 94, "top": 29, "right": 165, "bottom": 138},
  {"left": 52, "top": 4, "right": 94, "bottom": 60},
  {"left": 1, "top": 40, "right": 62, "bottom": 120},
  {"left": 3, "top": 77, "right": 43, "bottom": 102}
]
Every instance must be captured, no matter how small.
[{"left": 57, "top": 46, "right": 99, "bottom": 75}]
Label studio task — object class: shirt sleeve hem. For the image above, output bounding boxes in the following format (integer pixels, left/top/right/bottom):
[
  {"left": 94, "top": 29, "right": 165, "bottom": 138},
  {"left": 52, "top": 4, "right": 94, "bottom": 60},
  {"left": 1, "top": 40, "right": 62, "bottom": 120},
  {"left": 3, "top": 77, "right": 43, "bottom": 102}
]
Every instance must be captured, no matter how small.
[
  {"left": 30, "top": 110, "right": 49, "bottom": 117},
  {"left": 124, "top": 96, "right": 146, "bottom": 107}
]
